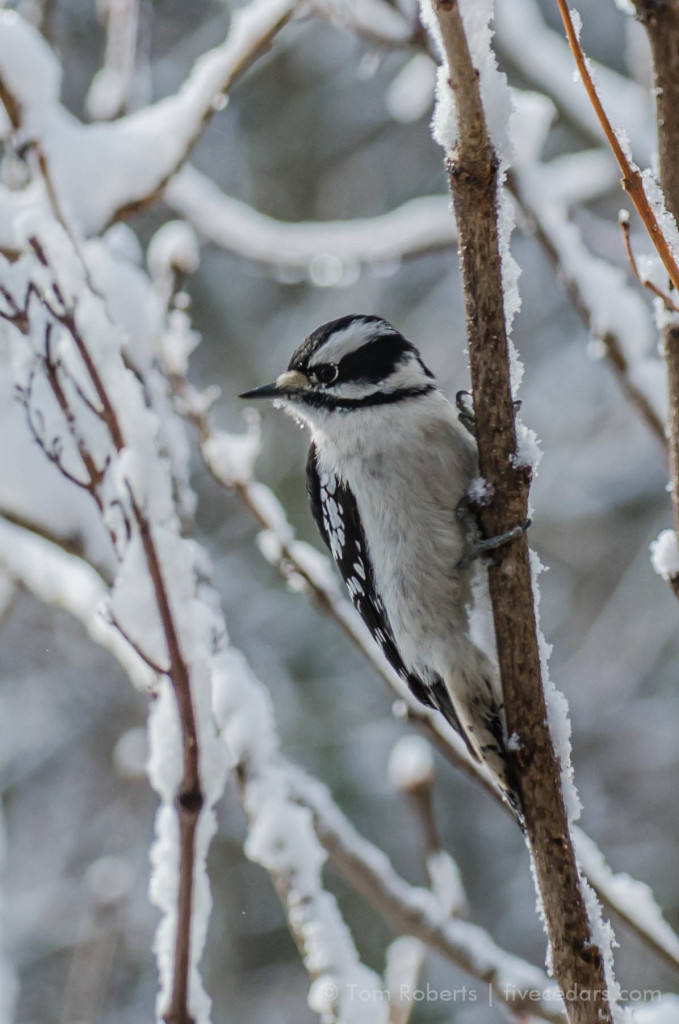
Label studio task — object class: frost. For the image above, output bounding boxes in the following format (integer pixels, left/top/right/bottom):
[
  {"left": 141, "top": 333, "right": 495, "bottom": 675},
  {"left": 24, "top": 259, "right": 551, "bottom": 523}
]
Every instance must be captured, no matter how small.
[
  {"left": 649, "top": 529, "right": 679, "bottom": 581},
  {"left": 387, "top": 735, "right": 434, "bottom": 790},
  {"left": 467, "top": 476, "right": 493, "bottom": 504},
  {"left": 529, "top": 550, "right": 582, "bottom": 824}
]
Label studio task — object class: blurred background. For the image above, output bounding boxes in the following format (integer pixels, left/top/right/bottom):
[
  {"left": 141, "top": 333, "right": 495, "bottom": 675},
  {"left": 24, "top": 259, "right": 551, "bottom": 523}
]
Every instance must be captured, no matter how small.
[{"left": 1, "top": 0, "right": 678, "bottom": 1021}]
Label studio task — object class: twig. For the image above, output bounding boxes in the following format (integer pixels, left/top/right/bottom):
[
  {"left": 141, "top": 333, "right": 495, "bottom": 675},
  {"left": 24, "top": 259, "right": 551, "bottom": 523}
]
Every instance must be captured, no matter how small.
[
  {"left": 555, "top": 0, "right": 679, "bottom": 296},
  {"left": 619, "top": 212, "right": 679, "bottom": 314},
  {"left": 426, "top": 3, "right": 613, "bottom": 1021},
  {"left": 555, "top": 0, "right": 679, "bottom": 605}
]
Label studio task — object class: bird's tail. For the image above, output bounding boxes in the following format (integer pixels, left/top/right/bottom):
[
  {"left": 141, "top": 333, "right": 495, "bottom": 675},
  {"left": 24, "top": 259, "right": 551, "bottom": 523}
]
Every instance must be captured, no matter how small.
[{"left": 434, "top": 645, "right": 524, "bottom": 827}]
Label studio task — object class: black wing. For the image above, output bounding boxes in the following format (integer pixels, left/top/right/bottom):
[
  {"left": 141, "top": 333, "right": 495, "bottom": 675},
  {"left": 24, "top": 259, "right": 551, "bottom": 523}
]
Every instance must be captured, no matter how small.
[{"left": 306, "top": 443, "right": 472, "bottom": 745}]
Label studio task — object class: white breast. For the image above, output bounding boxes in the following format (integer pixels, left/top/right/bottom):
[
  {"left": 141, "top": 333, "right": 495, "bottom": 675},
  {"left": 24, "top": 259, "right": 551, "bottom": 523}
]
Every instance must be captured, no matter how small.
[{"left": 315, "top": 391, "right": 478, "bottom": 677}]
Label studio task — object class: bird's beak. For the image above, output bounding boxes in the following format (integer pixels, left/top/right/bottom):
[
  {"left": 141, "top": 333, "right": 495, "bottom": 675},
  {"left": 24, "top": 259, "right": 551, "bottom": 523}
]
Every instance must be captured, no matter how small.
[{"left": 239, "top": 369, "right": 308, "bottom": 401}]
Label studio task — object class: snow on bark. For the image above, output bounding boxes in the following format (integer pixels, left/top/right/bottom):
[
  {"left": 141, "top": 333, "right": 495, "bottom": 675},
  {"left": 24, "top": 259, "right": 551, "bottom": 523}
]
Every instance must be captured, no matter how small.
[{"left": 650, "top": 529, "right": 679, "bottom": 581}]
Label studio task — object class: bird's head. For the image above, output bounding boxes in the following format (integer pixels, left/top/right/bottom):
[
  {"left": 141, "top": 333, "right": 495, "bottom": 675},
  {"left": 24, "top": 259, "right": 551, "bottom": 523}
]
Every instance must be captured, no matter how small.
[{"left": 239, "top": 314, "right": 436, "bottom": 430}]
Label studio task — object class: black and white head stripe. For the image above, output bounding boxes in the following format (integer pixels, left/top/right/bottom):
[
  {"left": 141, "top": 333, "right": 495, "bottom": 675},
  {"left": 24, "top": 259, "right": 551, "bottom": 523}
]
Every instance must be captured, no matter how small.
[{"left": 287, "top": 315, "right": 435, "bottom": 409}]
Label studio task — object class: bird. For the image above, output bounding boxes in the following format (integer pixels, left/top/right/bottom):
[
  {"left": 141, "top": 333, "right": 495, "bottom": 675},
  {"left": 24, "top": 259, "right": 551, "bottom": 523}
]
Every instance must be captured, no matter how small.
[{"left": 241, "top": 313, "right": 522, "bottom": 814}]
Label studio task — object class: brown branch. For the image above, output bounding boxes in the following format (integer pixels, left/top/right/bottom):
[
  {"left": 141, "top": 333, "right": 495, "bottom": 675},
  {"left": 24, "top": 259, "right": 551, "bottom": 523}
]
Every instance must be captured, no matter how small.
[
  {"left": 555, "top": 0, "right": 679, "bottom": 294},
  {"left": 619, "top": 212, "right": 679, "bottom": 314},
  {"left": 554, "top": 0, "right": 679, "bottom": 600},
  {"left": 428, "top": 3, "right": 613, "bottom": 1022}
]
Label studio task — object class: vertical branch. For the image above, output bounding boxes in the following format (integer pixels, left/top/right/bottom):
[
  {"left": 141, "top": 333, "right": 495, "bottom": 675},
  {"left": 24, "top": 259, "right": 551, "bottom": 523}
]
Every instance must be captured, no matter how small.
[{"left": 425, "top": 3, "right": 613, "bottom": 1022}]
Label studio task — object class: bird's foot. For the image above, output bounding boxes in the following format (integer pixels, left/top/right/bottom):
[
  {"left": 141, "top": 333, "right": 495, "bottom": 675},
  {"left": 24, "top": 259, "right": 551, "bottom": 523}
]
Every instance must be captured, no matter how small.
[
  {"left": 456, "top": 496, "right": 531, "bottom": 570},
  {"left": 455, "top": 390, "right": 522, "bottom": 439}
]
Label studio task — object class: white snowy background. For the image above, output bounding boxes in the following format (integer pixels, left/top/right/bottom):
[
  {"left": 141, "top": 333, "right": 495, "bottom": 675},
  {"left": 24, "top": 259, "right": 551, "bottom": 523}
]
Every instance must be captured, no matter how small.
[{"left": 0, "top": 0, "right": 678, "bottom": 1022}]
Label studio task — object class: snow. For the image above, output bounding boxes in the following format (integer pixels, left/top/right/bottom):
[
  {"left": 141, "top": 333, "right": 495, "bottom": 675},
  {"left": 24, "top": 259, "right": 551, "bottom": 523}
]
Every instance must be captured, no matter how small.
[
  {"left": 575, "top": 828, "right": 679, "bottom": 969},
  {"left": 211, "top": 650, "right": 388, "bottom": 1024},
  {"left": 166, "top": 166, "right": 457, "bottom": 273},
  {"left": 148, "top": 220, "right": 200, "bottom": 283},
  {"left": 387, "top": 735, "right": 434, "bottom": 791},
  {"left": 0, "top": 517, "right": 155, "bottom": 691},
  {"left": 426, "top": 850, "right": 467, "bottom": 917},
  {"left": 529, "top": 550, "right": 581, "bottom": 824},
  {"left": 0, "top": 2, "right": 297, "bottom": 236},
  {"left": 0, "top": 10, "right": 61, "bottom": 110},
  {"left": 495, "top": 0, "right": 653, "bottom": 163},
  {"left": 202, "top": 410, "right": 262, "bottom": 488},
  {"left": 293, "top": 770, "right": 563, "bottom": 1017},
  {"left": 311, "top": 0, "right": 411, "bottom": 44},
  {"left": 386, "top": 53, "right": 436, "bottom": 124},
  {"left": 650, "top": 529, "right": 679, "bottom": 581},
  {"left": 113, "top": 726, "right": 149, "bottom": 779},
  {"left": 85, "top": 855, "right": 135, "bottom": 906}
]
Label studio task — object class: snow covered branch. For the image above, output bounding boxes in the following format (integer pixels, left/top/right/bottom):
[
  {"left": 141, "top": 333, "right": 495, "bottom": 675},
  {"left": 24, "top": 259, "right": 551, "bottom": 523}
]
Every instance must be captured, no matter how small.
[
  {"left": 85, "top": 0, "right": 141, "bottom": 120},
  {"left": 0, "top": 212, "right": 229, "bottom": 1023},
  {"left": 165, "top": 167, "right": 457, "bottom": 276},
  {"left": 0, "top": 2, "right": 297, "bottom": 241},
  {"left": 421, "top": 2, "right": 618, "bottom": 1021},
  {"left": 292, "top": 771, "right": 566, "bottom": 1023}
]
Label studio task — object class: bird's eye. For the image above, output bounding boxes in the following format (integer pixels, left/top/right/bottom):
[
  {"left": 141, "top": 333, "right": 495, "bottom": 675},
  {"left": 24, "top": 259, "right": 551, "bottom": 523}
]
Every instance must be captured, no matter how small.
[{"left": 314, "top": 364, "right": 339, "bottom": 386}]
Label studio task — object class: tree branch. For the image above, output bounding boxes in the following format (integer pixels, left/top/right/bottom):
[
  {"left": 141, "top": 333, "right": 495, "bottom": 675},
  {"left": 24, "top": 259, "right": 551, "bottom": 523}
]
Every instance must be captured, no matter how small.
[{"left": 425, "top": 3, "right": 614, "bottom": 1021}]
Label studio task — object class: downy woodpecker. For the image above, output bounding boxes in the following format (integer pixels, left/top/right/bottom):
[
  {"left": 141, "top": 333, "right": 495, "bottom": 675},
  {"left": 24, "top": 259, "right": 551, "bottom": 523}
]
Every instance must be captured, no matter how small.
[{"left": 241, "top": 314, "right": 520, "bottom": 811}]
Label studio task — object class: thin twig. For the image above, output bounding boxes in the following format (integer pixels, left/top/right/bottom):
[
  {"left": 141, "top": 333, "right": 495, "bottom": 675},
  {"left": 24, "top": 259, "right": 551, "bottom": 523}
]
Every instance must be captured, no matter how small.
[
  {"left": 619, "top": 213, "right": 679, "bottom": 314},
  {"left": 555, "top": 0, "right": 679, "bottom": 293}
]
